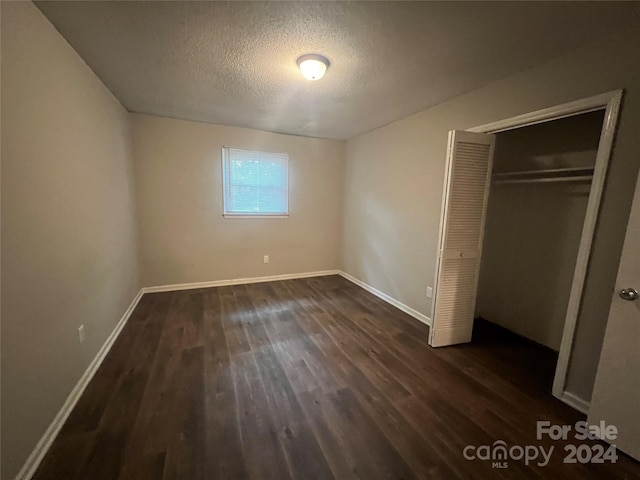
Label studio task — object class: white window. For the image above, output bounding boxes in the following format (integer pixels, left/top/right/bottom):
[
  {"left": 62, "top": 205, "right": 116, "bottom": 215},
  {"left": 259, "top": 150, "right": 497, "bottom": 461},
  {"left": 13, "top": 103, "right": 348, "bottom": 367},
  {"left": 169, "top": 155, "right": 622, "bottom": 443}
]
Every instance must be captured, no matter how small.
[{"left": 222, "top": 147, "right": 289, "bottom": 217}]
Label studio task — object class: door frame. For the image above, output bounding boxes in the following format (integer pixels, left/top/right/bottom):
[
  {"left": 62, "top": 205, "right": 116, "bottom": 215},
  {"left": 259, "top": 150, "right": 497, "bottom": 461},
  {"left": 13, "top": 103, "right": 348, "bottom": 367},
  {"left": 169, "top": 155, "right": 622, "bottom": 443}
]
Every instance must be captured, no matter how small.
[{"left": 467, "top": 89, "right": 623, "bottom": 413}]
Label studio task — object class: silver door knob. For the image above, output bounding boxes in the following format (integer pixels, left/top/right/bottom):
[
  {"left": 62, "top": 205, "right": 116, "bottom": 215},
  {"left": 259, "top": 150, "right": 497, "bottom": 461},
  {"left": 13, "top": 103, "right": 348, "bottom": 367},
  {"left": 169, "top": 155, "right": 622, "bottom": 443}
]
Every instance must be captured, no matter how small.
[{"left": 619, "top": 288, "right": 639, "bottom": 301}]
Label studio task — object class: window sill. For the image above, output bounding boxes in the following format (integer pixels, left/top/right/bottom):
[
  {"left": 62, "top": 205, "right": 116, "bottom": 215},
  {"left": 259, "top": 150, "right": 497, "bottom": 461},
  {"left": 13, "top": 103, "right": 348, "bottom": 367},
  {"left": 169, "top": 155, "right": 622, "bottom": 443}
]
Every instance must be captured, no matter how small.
[{"left": 223, "top": 214, "right": 289, "bottom": 219}]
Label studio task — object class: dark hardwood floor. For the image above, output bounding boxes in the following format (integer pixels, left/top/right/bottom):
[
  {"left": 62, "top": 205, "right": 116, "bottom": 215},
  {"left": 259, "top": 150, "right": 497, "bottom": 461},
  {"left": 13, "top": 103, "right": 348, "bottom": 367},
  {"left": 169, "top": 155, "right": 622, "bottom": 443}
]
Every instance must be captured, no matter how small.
[{"left": 34, "top": 275, "right": 639, "bottom": 479}]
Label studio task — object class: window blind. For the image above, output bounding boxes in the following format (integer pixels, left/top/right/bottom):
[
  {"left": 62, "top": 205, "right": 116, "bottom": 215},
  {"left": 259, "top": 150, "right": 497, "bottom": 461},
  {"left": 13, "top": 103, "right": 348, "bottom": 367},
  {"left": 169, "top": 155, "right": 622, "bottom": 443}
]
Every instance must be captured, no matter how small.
[{"left": 222, "top": 147, "right": 289, "bottom": 216}]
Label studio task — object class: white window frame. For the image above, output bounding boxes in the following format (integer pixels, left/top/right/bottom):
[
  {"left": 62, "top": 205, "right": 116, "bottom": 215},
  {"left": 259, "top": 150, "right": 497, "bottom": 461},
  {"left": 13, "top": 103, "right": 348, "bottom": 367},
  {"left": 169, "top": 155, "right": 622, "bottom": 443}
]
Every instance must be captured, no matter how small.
[{"left": 221, "top": 146, "right": 290, "bottom": 218}]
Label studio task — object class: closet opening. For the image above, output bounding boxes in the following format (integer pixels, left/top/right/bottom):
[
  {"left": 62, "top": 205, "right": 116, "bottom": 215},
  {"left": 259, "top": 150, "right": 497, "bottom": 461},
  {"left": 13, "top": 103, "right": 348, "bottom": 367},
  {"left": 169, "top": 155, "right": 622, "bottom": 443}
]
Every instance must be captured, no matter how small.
[
  {"left": 475, "top": 110, "right": 605, "bottom": 408},
  {"left": 429, "top": 90, "right": 623, "bottom": 414}
]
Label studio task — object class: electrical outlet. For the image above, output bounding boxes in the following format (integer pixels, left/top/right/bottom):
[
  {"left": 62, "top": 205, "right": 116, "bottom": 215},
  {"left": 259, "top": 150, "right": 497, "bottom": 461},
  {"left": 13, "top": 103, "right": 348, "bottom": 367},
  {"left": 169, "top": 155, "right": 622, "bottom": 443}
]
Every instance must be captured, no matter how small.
[
  {"left": 264, "top": 255, "right": 269, "bottom": 264},
  {"left": 426, "top": 286, "right": 433, "bottom": 298},
  {"left": 78, "top": 325, "right": 85, "bottom": 344}
]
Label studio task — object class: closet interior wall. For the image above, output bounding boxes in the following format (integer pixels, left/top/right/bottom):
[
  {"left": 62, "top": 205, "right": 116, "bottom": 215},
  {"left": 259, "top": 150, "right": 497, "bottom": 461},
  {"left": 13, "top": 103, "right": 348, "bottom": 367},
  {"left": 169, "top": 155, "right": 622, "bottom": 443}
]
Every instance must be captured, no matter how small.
[{"left": 476, "top": 111, "right": 605, "bottom": 359}]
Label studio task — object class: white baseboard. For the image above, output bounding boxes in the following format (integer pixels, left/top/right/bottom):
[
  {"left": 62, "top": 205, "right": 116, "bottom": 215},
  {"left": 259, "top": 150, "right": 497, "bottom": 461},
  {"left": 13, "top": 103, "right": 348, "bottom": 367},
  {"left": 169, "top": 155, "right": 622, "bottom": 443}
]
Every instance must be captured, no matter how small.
[
  {"left": 15, "top": 289, "right": 144, "bottom": 480},
  {"left": 143, "top": 270, "right": 432, "bottom": 329},
  {"left": 338, "top": 271, "right": 432, "bottom": 327},
  {"left": 16, "top": 268, "right": 428, "bottom": 480},
  {"left": 141, "top": 270, "right": 340, "bottom": 293},
  {"left": 560, "top": 391, "right": 591, "bottom": 415}
]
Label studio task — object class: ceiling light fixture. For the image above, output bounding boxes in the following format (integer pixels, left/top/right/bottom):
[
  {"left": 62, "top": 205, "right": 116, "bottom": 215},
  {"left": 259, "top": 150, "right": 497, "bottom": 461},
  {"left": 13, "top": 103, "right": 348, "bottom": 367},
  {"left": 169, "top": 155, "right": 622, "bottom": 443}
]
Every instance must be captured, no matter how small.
[{"left": 297, "top": 54, "right": 330, "bottom": 81}]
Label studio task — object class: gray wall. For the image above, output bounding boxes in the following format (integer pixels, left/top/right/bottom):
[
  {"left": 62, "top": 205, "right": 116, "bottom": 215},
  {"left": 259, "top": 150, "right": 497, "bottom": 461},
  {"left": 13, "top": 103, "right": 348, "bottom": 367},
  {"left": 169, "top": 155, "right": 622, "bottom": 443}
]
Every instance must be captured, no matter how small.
[
  {"left": 132, "top": 114, "right": 345, "bottom": 288},
  {"left": 3, "top": 2, "right": 640, "bottom": 478},
  {"left": 1, "top": 3, "right": 140, "bottom": 478},
  {"left": 477, "top": 112, "right": 603, "bottom": 351},
  {"left": 343, "top": 24, "right": 640, "bottom": 403}
]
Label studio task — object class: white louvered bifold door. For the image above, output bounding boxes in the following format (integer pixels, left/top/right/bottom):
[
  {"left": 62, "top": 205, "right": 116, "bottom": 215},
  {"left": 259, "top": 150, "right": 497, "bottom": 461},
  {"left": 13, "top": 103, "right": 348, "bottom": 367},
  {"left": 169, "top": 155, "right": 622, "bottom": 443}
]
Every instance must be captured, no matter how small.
[{"left": 429, "top": 130, "right": 495, "bottom": 347}]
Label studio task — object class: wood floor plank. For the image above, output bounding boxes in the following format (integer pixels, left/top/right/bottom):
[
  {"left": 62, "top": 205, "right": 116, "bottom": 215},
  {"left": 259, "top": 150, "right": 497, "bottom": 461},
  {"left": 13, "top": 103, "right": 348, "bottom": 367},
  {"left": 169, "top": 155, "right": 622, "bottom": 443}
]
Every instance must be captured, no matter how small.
[
  {"left": 271, "top": 281, "right": 465, "bottom": 478},
  {"left": 162, "top": 346, "right": 206, "bottom": 480},
  {"left": 219, "top": 285, "right": 252, "bottom": 356},
  {"left": 119, "top": 296, "right": 186, "bottom": 478},
  {"left": 252, "top": 346, "right": 335, "bottom": 479},
  {"left": 202, "top": 288, "right": 248, "bottom": 479},
  {"left": 80, "top": 299, "right": 167, "bottom": 480},
  {"left": 273, "top": 279, "right": 414, "bottom": 402},
  {"left": 322, "top": 387, "right": 418, "bottom": 480},
  {"left": 33, "top": 275, "right": 640, "bottom": 480},
  {"left": 238, "top": 284, "right": 337, "bottom": 479},
  {"left": 299, "top": 280, "right": 554, "bottom": 451},
  {"left": 296, "top": 389, "right": 365, "bottom": 479},
  {"left": 275, "top": 312, "right": 453, "bottom": 476},
  {"left": 230, "top": 351, "right": 293, "bottom": 480},
  {"left": 58, "top": 293, "right": 168, "bottom": 437}
]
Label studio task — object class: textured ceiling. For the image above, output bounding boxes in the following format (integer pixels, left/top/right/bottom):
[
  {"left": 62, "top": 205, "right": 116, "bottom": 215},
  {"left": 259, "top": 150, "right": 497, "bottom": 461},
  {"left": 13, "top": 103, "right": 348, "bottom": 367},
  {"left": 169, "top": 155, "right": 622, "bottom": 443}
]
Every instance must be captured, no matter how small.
[{"left": 36, "top": 1, "right": 640, "bottom": 140}]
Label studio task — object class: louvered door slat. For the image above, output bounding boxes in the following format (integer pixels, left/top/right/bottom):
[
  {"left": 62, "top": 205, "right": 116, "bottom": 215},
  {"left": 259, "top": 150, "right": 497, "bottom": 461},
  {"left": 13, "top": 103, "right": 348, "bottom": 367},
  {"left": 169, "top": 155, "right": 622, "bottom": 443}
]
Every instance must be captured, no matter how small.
[{"left": 430, "top": 131, "right": 495, "bottom": 347}]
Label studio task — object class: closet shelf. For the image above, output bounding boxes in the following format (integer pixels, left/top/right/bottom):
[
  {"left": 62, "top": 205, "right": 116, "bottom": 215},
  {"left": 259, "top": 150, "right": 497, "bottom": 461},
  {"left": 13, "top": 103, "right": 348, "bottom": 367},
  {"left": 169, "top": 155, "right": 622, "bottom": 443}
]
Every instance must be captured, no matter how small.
[
  {"left": 493, "top": 175, "right": 593, "bottom": 185},
  {"left": 492, "top": 166, "right": 594, "bottom": 185}
]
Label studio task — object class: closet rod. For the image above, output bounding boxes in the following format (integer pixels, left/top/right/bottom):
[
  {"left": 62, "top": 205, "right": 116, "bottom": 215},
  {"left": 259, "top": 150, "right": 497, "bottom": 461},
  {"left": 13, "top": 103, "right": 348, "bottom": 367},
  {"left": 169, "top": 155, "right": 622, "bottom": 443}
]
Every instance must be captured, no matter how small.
[{"left": 493, "top": 175, "right": 593, "bottom": 185}]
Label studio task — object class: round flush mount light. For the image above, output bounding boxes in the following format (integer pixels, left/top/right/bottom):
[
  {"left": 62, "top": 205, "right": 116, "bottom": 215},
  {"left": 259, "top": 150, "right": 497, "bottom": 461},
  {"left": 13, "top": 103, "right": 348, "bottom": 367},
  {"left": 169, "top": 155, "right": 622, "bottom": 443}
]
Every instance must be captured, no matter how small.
[{"left": 297, "top": 54, "right": 330, "bottom": 81}]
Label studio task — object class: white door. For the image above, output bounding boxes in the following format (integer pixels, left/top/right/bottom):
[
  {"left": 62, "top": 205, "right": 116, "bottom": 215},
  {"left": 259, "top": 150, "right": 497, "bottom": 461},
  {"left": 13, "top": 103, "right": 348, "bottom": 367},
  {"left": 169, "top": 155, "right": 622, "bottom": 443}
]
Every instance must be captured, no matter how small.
[
  {"left": 588, "top": 172, "right": 640, "bottom": 461},
  {"left": 430, "top": 130, "right": 495, "bottom": 347}
]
